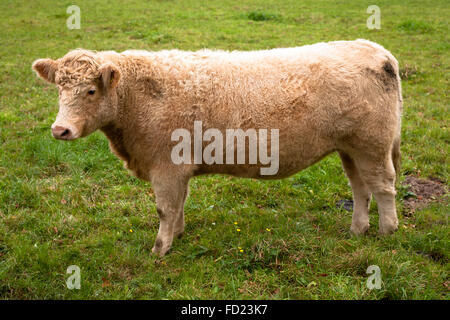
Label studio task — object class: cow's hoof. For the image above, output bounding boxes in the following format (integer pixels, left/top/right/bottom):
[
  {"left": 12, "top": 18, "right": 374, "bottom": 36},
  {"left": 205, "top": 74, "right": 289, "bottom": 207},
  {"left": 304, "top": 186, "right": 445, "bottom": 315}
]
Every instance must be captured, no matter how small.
[
  {"left": 151, "top": 239, "right": 171, "bottom": 256},
  {"left": 152, "top": 246, "right": 170, "bottom": 257},
  {"left": 378, "top": 221, "right": 398, "bottom": 235},
  {"left": 350, "top": 222, "right": 369, "bottom": 235}
]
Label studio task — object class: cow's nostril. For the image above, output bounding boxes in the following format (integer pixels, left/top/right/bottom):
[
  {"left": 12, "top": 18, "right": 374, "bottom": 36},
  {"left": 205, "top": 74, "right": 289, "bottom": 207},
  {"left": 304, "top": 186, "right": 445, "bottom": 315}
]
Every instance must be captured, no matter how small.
[{"left": 52, "top": 126, "right": 72, "bottom": 139}]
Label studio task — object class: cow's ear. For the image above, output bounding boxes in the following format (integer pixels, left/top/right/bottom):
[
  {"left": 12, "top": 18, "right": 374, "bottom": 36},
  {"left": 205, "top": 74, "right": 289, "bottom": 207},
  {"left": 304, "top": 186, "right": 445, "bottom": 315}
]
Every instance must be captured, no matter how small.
[
  {"left": 32, "top": 58, "right": 58, "bottom": 83},
  {"left": 99, "top": 63, "right": 120, "bottom": 90}
]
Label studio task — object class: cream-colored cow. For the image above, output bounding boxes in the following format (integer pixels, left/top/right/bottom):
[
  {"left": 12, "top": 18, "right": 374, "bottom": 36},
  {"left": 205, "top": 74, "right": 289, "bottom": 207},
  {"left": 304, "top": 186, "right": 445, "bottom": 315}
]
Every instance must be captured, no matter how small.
[{"left": 33, "top": 39, "right": 402, "bottom": 256}]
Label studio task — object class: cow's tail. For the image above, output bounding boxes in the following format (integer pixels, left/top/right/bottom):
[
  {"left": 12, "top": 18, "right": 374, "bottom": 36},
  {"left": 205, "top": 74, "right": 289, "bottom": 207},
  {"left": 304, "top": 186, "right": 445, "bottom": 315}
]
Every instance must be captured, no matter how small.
[
  {"left": 392, "top": 69, "right": 403, "bottom": 178},
  {"left": 392, "top": 133, "right": 401, "bottom": 177}
]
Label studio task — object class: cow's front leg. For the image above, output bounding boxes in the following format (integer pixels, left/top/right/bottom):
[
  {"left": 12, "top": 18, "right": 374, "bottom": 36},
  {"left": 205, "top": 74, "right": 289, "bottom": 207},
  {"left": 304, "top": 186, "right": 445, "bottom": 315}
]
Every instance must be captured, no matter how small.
[{"left": 151, "top": 173, "right": 189, "bottom": 256}]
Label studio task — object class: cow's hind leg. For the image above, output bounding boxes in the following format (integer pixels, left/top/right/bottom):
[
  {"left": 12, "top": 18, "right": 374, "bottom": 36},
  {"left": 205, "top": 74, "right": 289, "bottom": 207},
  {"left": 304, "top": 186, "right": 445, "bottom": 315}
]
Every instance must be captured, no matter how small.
[
  {"left": 339, "top": 152, "right": 371, "bottom": 235},
  {"left": 151, "top": 173, "right": 189, "bottom": 256},
  {"left": 174, "top": 186, "right": 188, "bottom": 238},
  {"left": 353, "top": 154, "right": 398, "bottom": 235}
]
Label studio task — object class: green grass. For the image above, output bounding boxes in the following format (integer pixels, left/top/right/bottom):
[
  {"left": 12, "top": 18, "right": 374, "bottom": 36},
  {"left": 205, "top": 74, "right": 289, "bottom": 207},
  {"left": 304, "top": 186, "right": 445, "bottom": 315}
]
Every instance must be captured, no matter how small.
[{"left": 0, "top": 0, "right": 448, "bottom": 299}]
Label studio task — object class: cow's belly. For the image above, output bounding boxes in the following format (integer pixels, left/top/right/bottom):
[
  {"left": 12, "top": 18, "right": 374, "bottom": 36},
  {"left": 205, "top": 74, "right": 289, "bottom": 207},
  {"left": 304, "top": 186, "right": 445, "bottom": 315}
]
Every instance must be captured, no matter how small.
[{"left": 193, "top": 144, "right": 335, "bottom": 180}]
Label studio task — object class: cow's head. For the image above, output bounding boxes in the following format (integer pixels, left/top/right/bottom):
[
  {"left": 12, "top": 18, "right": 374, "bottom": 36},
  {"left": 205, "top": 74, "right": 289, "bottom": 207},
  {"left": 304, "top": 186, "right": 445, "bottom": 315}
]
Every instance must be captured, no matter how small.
[{"left": 32, "top": 49, "right": 120, "bottom": 140}]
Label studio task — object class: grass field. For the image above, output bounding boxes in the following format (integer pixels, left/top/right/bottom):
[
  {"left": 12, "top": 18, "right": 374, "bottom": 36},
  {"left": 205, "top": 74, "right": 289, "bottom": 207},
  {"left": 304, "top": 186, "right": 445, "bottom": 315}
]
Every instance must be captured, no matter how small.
[{"left": 0, "top": 0, "right": 448, "bottom": 299}]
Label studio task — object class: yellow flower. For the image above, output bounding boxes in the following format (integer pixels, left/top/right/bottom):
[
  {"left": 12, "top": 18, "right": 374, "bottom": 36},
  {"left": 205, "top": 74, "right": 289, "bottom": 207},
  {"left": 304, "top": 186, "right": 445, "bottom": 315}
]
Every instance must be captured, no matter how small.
[
  {"left": 129, "top": 229, "right": 133, "bottom": 233},
  {"left": 266, "top": 228, "right": 271, "bottom": 232},
  {"left": 236, "top": 228, "right": 241, "bottom": 232},
  {"left": 239, "top": 249, "right": 244, "bottom": 253},
  {"left": 234, "top": 222, "right": 238, "bottom": 225}
]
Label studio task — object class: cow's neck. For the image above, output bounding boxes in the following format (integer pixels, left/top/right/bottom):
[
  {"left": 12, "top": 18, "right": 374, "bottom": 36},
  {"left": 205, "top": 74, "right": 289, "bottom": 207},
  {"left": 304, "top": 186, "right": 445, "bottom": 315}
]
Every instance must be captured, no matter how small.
[
  {"left": 100, "top": 83, "right": 132, "bottom": 160},
  {"left": 101, "top": 123, "right": 131, "bottom": 165},
  {"left": 100, "top": 82, "right": 154, "bottom": 180}
]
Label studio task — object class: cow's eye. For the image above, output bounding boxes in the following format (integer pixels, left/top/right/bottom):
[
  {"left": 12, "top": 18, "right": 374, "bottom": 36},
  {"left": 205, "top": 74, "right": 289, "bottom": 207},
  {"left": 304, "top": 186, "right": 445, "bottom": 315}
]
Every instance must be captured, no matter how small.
[{"left": 87, "top": 89, "right": 96, "bottom": 95}]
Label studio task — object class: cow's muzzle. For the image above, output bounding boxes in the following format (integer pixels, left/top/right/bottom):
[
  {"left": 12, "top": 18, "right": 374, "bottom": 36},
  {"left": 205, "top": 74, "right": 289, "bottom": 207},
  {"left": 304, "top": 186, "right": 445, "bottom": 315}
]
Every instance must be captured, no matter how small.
[{"left": 51, "top": 125, "right": 75, "bottom": 140}]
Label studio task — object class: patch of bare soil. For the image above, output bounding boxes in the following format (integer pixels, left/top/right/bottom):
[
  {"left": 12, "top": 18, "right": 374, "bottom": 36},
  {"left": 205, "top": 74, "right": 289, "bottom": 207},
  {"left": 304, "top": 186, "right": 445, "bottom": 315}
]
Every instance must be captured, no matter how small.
[{"left": 402, "top": 176, "right": 448, "bottom": 215}]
